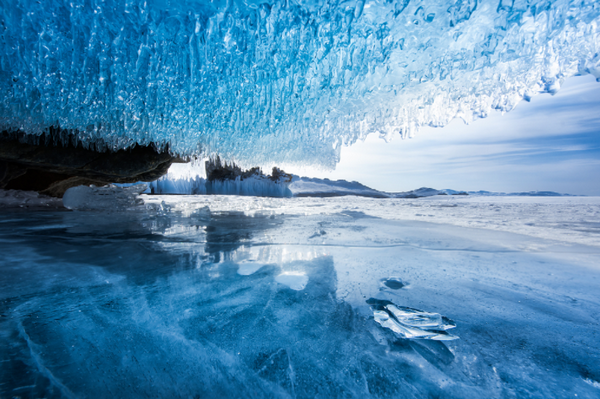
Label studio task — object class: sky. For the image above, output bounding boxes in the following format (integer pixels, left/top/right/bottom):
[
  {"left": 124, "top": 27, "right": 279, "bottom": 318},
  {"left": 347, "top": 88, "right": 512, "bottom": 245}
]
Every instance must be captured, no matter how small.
[{"left": 284, "top": 75, "right": 600, "bottom": 196}]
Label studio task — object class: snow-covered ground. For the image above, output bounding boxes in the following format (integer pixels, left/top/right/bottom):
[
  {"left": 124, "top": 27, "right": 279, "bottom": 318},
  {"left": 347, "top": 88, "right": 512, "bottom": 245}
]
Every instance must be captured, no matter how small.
[{"left": 1, "top": 194, "right": 599, "bottom": 398}]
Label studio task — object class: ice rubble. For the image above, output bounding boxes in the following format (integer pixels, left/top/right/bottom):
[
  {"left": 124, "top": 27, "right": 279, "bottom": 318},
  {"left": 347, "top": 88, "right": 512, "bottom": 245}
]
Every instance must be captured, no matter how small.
[
  {"left": 62, "top": 184, "right": 147, "bottom": 210},
  {"left": 1, "top": 0, "right": 599, "bottom": 166},
  {"left": 0, "top": 189, "right": 64, "bottom": 209}
]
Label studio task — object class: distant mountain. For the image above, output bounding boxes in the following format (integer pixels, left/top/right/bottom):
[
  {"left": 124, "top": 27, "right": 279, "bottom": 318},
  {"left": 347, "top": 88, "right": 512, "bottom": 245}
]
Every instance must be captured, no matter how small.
[
  {"left": 389, "top": 187, "right": 468, "bottom": 198},
  {"left": 289, "top": 176, "right": 388, "bottom": 198},
  {"left": 467, "top": 190, "right": 573, "bottom": 197},
  {"left": 289, "top": 177, "right": 456, "bottom": 198},
  {"left": 289, "top": 177, "right": 575, "bottom": 198}
]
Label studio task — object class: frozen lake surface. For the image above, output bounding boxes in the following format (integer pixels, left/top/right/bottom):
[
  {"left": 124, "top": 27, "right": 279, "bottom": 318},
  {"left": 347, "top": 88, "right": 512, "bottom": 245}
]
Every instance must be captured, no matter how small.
[{"left": 1, "top": 195, "right": 600, "bottom": 398}]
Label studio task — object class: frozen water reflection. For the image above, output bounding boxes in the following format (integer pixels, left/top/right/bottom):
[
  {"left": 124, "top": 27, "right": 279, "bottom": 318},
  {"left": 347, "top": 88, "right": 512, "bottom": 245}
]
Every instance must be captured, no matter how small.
[{"left": 1, "top": 195, "right": 600, "bottom": 398}]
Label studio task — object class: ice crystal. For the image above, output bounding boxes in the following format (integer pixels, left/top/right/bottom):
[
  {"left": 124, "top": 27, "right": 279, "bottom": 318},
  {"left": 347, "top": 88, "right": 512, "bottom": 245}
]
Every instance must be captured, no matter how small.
[{"left": 1, "top": 0, "right": 599, "bottom": 166}]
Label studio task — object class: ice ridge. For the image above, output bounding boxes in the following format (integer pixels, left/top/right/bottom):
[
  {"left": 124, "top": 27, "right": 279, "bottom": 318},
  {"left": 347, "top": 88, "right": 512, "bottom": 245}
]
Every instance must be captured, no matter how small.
[{"left": 1, "top": 0, "right": 599, "bottom": 167}]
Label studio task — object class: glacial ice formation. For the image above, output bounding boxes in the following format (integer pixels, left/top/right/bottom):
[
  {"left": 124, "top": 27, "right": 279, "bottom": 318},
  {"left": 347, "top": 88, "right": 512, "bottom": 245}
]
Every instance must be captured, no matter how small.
[
  {"left": 1, "top": 0, "right": 599, "bottom": 166},
  {"left": 148, "top": 171, "right": 293, "bottom": 197}
]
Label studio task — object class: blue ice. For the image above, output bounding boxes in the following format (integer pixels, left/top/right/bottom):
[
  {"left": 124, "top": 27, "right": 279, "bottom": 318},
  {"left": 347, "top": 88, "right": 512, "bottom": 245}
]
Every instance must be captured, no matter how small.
[
  {"left": 1, "top": 0, "right": 599, "bottom": 165},
  {"left": 1, "top": 197, "right": 600, "bottom": 398}
]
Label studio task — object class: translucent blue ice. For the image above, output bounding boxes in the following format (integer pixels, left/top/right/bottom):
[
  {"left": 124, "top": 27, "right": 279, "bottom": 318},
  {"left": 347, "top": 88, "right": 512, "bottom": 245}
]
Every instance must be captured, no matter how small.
[
  {"left": 1, "top": 0, "right": 599, "bottom": 166},
  {"left": 368, "top": 298, "right": 458, "bottom": 340},
  {"left": 2, "top": 198, "right": 600, "bottom": 397},
  {"left": 148, "top": 175, "right": 293, "bottom": 196}
]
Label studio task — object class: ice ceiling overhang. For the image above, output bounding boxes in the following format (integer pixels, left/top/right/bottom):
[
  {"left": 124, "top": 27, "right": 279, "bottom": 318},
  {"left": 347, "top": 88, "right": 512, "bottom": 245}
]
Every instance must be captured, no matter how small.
[{"left": 1, "top": 0, "right": 599, "bottom": 166}]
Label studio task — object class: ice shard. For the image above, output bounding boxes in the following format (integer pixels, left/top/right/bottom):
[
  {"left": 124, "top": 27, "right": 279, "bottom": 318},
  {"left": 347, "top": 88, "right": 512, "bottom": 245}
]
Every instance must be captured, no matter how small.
[
  {"left": 368, "top": 298, "right": 458, "bottom": 340},
  {"left": 1, "top": 0, "right": 599, "bottom": 166}
]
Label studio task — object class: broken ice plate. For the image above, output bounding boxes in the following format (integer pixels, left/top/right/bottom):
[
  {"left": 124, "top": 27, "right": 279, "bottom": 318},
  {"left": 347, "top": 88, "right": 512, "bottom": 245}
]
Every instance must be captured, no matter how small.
[{"left": 367, "top": 298, "right": 458, "bottom": 341}]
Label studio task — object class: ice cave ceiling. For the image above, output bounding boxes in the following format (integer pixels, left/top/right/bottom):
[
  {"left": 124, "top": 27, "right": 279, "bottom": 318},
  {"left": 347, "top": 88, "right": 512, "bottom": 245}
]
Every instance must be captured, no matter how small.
[{"left": 1, "top": 0, "right": 599, "bottom": 166}]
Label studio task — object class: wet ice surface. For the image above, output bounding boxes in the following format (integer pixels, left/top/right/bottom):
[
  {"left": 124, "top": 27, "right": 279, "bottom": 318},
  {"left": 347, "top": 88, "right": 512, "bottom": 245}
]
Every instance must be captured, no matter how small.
[{"left": 1, "top": 196, "right": 600, "bottom": 398}]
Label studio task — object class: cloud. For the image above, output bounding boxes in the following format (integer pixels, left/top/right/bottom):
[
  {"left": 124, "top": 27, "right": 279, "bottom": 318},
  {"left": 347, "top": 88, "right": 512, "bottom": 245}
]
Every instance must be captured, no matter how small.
[{"left": 284, "top": 75, "right": 600, "bottom": 195}]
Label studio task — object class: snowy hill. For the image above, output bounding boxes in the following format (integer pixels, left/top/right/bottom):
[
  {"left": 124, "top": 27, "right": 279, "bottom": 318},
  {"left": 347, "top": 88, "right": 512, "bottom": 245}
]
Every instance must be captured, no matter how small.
[
  {"left": 290, "top": 178, "right": 574, "bottom": 198},
  {"left": 468, "top": 190, "right": 572, "bottom": 197},
  {"left": 289, "top": 176, "right": 387, "bottom": 198}
]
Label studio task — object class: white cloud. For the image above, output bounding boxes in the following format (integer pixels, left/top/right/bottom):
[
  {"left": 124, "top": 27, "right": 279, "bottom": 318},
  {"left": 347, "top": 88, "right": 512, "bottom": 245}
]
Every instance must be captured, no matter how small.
[{"left": 284, "top": 75, "right": 600, "bottom": 195}]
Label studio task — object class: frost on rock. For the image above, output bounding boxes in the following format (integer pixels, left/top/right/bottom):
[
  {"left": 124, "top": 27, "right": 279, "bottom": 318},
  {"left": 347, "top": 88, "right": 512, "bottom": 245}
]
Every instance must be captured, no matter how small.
[
  {"left": 62, "top": 184, "right": 147, "bottom": 211},
  {"left": 1, "top": 0, "right": 599, "bottom": 167},
  {"left": 368, "top": 298, "right": 458, "bottom": 341}
]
